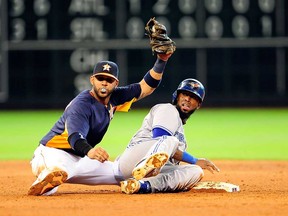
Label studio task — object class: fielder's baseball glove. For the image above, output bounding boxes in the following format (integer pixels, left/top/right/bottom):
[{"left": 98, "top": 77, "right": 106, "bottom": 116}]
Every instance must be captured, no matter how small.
[{"left": 145, "top": 17, "right": 176, "bottom": 55}]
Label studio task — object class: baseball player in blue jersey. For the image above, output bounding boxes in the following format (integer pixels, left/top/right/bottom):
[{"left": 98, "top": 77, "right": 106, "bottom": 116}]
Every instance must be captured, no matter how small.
[
  {"left": 28, "top": 53, "right": 172, "bottom": 196},
  {"left": 118, "top": 78, "right": 220, "bottom": 194}
]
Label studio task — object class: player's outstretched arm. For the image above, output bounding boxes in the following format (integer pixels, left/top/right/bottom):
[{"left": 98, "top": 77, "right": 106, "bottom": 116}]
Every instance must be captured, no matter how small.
[
  {"left": 138, "top": 54, "right": 172, "bottom": 100},
  {"left": 137, "top": 17, "right": 175, "bottom": 100},
  {"left": 173, "top": 150, "right": 220, "bottom": 174}
]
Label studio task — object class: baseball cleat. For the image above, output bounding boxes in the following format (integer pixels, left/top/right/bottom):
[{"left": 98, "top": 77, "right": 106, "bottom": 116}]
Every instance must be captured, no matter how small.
[
  {"left": 120, "top": 179, "right": 140, "bottom": 194},
  {"left": 28, "top": 170, "right": 68, "bottom": 196},
  {"left": 132, "top": 152, "right": 169, "bottom": 180},
  {"left": 120, "top": 179, "right": 151, "bottom": 194}
]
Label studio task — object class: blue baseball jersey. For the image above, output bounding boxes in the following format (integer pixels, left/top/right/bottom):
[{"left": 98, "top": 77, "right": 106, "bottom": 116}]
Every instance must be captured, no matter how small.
[{"left": 40, "top": 84, "right": 141, "bottom": 155}]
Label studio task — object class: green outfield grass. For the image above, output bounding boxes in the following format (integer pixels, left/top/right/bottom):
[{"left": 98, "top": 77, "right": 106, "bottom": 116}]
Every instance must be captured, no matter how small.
[{"left": 0, "top": 108, "right": 287, "bottom": 160}]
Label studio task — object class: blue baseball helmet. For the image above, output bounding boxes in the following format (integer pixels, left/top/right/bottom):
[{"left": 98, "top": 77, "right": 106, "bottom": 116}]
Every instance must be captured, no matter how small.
[{"left": 172, "top": 78, "right": 205, "bottom": 104}]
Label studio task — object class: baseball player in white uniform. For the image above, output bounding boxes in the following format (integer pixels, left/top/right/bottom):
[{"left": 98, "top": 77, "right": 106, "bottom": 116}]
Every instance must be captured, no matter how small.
[{"left": 117, "top": 78, "right": 220, "bottom": 194}]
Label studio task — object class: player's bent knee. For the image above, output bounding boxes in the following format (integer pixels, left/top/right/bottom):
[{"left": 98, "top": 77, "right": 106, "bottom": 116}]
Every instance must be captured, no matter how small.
[
  {"left": 187, "top": 165, "right": 204, "bottom": 180},
  {"left": 177, "top": 165, "right": 204, "bottom": 190},
  {"left": 196, "top": 165, "right": 204, "bottom": 179}
]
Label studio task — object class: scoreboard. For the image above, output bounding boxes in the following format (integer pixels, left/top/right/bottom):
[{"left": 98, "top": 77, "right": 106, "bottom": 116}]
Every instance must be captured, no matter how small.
[{"left": 0, "top": 0, "right": 287, "bottom": 108}]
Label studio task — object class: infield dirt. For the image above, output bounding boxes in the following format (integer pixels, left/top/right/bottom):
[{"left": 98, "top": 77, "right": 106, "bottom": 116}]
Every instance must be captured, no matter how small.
[{"left": 0, "top": 160, "right": 287, "bottom": 216}]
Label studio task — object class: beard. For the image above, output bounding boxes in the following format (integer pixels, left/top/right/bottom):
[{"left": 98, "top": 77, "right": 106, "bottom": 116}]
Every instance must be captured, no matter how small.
[{"left": 175, "top": 105, "right": 195, "bottom": 124}]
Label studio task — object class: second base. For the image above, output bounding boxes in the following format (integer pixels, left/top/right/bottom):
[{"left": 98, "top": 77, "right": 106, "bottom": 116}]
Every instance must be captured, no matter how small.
[{"left": 192, "top": 181, "right": 240, "bottom": 193}]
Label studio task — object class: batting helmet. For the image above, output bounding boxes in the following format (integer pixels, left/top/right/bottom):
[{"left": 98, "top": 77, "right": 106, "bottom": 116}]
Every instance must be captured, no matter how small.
[{"left": 172, "top": 78, "right": 205, "bottom": 104}]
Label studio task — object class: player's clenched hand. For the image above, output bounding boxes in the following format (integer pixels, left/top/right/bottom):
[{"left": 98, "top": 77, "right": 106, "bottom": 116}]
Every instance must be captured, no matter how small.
[
  {"left": 87, "top": 147, "right": 109, "bottom": 162},
  {"left": 157, "top": 53, "right": 172, "bottom": 61},
  {"left": 196, "top": 158, "right": 220, "bottom": 174}
]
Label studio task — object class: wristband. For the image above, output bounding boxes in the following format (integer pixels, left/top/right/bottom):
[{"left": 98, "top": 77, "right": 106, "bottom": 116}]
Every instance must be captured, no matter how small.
[
  {"left": 68, "top": 132, "right": 84, "bottom": 147},
  {"left": 152, "top": 58, "right": 167, "bottom": 73},
  {"left": 144, "top": 72, "right": 161, "bottom": 88},
  {"left": 73, "top": 139, "right": 93, "bottom": 157},
  {"left": 68, "top": 132, "right": 92, "bottom": 157},
  {"left": 182, "top": 151, "right": 198, "bottom": 164}
]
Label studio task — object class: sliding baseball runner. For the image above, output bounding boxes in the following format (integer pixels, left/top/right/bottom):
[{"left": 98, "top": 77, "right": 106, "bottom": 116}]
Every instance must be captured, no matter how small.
[{"left": 118, "top": 78, "right": 221, "bottom": 194}]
